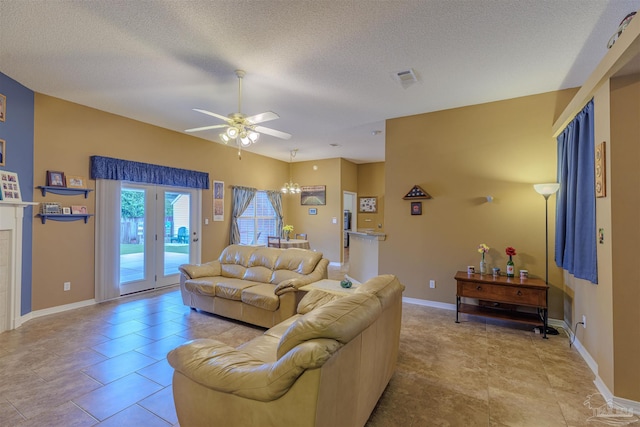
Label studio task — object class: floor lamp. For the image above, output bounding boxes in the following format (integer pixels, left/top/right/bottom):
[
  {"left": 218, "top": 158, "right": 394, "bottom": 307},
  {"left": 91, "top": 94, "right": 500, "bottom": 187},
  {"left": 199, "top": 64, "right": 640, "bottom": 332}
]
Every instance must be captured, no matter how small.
[{"left": 534, "top": 183, "right": 560, "bottom": 336}]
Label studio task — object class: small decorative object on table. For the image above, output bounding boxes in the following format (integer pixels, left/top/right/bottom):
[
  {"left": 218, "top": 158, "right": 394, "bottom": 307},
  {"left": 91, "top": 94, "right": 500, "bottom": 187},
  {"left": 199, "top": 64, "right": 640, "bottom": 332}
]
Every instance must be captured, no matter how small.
[
  {"left": 492, "top": 267, "right": 500, "bottom": 276},
  {"left": 340, "top": 279, "right": 352, "bottom": 288},
  {"left": 477, "top": 243, "right": 490, "bottom": 274},
  {"left": 505, "top": 246, "right": 517, "bottom": 277},
  {"left": 283, "top": 224, "right": 294, "bottom": 241}
]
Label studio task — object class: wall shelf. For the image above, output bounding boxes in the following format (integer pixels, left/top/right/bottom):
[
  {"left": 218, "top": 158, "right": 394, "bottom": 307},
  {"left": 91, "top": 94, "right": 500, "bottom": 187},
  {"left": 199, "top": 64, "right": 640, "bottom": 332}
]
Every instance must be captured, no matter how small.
[
  {"left": 37, "top": 214, "right": 93, "bottom": 224},
  {"left": 37, "top": 186, "right": 93, "bottom": 198}
]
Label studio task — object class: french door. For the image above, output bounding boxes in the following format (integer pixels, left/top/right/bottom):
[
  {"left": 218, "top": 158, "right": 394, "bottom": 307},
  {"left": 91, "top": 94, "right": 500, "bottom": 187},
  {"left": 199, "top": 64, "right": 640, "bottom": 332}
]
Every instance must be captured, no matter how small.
[{"left": 119, "top": 183, "right": 200, "bottom": 295}]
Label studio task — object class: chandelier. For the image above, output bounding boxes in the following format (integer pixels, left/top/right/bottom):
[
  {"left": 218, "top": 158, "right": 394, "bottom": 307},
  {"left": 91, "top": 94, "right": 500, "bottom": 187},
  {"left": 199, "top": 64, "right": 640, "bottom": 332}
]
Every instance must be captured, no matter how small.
[{"left": 282, "top": 149, "right": 301, "bottom": 194}]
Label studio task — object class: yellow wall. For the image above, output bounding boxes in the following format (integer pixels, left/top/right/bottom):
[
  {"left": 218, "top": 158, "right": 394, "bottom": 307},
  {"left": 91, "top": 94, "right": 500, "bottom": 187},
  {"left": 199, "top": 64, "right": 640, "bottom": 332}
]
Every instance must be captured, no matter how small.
[
  {"left": 33, "top": 94, "right": 290, "bottom": 310},
  {"left": 356, "top": 162, "right": 385, "bottom": 231},
  {"left": 285, "top": 158, "right": 345, "bottom": 262},
  {"left": 381, "top": 89, "right": 577, "bottom": 319},
  {"left": 610, "top": 73, "right": 640, "bottom": 401}
]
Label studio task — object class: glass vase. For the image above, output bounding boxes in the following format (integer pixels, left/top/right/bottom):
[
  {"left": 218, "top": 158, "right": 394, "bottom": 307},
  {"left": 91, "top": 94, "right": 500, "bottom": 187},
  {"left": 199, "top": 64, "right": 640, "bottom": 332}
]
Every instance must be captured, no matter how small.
[{"left": 479, "top": 257, "right": 487, "bottom": 274}]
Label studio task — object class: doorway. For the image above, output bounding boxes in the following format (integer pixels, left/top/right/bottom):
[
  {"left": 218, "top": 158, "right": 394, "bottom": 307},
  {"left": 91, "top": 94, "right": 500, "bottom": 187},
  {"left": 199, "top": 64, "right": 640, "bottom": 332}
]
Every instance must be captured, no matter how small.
[
  {"left": 119, "top": 183, "right": 200, "bottom": 295},
  {"left": 343, "top": 191, "right": 357, "bottom": 266}
]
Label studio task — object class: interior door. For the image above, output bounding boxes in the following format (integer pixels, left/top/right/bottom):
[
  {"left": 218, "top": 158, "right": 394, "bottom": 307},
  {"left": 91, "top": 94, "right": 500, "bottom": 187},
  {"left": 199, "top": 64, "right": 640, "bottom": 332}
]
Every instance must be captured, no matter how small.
[{"left": 119, "top": 183, "right": 200, "bottom": 295}]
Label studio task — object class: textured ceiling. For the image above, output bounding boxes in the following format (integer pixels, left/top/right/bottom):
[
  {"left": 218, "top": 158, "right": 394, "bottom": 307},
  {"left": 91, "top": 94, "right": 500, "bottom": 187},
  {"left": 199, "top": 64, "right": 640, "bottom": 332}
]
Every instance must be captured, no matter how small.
[{"left": 1, "top": 0, "right": 639, "bottom": 163}]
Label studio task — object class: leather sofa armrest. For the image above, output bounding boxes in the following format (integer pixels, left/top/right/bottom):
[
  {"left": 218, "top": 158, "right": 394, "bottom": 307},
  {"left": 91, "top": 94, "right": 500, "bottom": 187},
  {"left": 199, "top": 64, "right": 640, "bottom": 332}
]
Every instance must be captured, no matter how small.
[
  {"left": 168, "top": 338, "right": 341, "bottom": 402},
  {"left": 273, "top": 258, "right": 330, "bottom": 295},
  {"left": 178, "top": 261, "right": 221, "bottom": 279}
]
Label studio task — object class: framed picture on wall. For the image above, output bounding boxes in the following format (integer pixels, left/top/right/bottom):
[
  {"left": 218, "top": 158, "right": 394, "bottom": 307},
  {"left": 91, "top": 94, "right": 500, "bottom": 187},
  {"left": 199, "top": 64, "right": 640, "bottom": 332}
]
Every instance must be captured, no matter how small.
[
  {"left": 359, "top": 196, "right": 377, "bottom": 213},
  {"left": 0, "top": 139, "right": 5, "bottom": 166},
  {"left": 300, "top": 185, "right": 326, "bottom": 206},
  {"left": 0, "top": 93, "right": 5, "bottom": 122},
  {"left": 411, "top": 202, "right": 422, "bottom": 215},
  {"left": 213, "top": 180, "right": 224, "bottom": 221},
  {"left": 308, "top": 208, "right": 317, "bottom": 215}
]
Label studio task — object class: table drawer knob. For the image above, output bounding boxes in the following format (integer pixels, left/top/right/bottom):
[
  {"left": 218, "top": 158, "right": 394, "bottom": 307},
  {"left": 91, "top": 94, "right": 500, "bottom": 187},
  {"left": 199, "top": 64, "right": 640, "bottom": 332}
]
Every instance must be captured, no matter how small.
[
  {"left": 476, "top": 286, "right": 482, "bottom": 291},
  {"left": 517, "top": 290, "right": 523, "bottom": 296}
]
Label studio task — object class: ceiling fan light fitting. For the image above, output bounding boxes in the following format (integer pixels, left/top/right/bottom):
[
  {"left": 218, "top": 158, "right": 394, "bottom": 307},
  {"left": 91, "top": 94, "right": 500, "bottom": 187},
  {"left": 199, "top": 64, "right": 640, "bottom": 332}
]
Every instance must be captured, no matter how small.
[
  {"left": 220, "top": 133, "right": 230, "bottom": 143},
  {"left": 227, "top": 127, "right": 239, "bottom": 138},
  {"left": 249, "top": 131, "right": 260, "bottom": 142}
]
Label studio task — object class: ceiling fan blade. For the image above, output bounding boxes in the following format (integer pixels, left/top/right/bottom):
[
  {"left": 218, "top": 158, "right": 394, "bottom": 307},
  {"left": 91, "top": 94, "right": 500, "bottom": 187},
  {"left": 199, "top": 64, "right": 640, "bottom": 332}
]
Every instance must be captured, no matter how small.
[
  {"left": 245, "top": 111, "right": 279, "bottom": 125},
  {"left": 255, "top": 125, "right": 292, "bottom": 140},
  {"left": 193, "top": 109, "right": 231, "bottom": 123},
  {"left": 185, "top": 124, "right": 229, "bottom": 133}
]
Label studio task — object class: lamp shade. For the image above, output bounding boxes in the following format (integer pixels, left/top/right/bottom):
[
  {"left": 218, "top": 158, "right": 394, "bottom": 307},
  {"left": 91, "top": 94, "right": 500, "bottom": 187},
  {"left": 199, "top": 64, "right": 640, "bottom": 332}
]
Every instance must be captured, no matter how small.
[{"left": 534, "top": 183, "right": 560, "bottom": 196}]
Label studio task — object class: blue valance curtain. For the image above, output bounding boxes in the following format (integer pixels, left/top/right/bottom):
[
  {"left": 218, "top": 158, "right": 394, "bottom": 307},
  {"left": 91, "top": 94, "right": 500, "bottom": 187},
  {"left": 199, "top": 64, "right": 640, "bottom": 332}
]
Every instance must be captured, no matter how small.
[
  {"left": 90, "top": 156, "right": 209, "bottom": 189},
  {"left": 555, "top": 99, "right": 597, "bottom": 284}
]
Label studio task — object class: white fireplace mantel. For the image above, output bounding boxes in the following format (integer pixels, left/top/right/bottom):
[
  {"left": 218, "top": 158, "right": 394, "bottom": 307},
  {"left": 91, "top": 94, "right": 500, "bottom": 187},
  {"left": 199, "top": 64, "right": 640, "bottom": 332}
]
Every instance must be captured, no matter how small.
[{"left": 0, "top": 201, "right": 37, "bottom": 332}]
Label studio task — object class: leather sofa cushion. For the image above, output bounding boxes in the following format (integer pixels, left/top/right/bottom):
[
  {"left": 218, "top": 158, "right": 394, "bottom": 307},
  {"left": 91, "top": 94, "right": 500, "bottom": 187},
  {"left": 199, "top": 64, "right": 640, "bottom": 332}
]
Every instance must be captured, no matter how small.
[
  {"left": 277, "top": 292, "right": 381, "bottom": 359},
  {"left": 248, "top": 248, "right": 279, "bottom": 269},
  {"left": 274, "top": 249, "right": 322, "bottom": 275},
  {"left": 270, "top": 269, "right": 303, "bottom": 285},
  {"left": 243, "top": 266, "right": 273, "bottom": 283},
  {"left": 241, "top": 284, "right": 279, "bottom": 311},
  {"left": 221, "top": 264, "right": 247, "bottom": 279},
  {"left": 184, "top": 278, "right": 216, "bottom": 296},
  {"left": 219, "top": 245, "right": 255, "bottom": 266},
  {"left": 215, "top": 279, "right": 259, "bottom": 301}
]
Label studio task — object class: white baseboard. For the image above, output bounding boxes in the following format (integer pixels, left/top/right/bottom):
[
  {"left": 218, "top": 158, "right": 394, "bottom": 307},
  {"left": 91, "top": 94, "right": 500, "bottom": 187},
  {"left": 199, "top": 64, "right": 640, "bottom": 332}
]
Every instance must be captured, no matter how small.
[
  {"left": 19, "top": 299, "right": 96, "bottom": 326},
  {"left": 402, "top": 296, "right": 456, "bottom": 311}
]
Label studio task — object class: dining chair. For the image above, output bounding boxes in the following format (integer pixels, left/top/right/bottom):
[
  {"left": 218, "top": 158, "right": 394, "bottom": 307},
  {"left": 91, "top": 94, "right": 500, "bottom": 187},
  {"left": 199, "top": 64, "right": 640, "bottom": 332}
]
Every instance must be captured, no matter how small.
[
  {"left": 295, "top": 233, "right": 308, "bottom": 240},
  {"left": 267, "top": 236, "right": 281, "bottom": 248}
]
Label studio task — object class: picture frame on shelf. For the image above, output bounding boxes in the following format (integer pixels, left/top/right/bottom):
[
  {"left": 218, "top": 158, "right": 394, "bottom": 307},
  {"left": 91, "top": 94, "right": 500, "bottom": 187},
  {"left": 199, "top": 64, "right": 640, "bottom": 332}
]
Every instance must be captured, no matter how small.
[
  {"left": 0, "top": 139, "right": 5, "bottom": 166},
  {"left": 300, "top": 185, "right": 326, "bottom": 206},
  {"left": 0, "top": 93, "right": 5, "bottom": 122},
  {"left": 62, "top": 207, "right": 71, "bottom": 215},
  {"left": 71, "top": 205, "right": 87, "bottom": 214},
  {"left": 47, "top": 171, "right": 66, "bottom": 187},
  {"left": 359, "top": 196, "right": 377, "bottom": 213},
  {"left": 66, "top": 175, "right": 86, "bottom": 188},
  {"left": 1, "top": 171, "right": 21, "bottom": 202}
]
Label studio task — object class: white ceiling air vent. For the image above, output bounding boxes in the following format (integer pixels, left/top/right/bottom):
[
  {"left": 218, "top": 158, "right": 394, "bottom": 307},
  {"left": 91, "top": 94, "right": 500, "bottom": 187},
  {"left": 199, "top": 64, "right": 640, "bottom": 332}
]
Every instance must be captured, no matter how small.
[{"left": 392, "top": 68, "right": 418, "bottom": 88}]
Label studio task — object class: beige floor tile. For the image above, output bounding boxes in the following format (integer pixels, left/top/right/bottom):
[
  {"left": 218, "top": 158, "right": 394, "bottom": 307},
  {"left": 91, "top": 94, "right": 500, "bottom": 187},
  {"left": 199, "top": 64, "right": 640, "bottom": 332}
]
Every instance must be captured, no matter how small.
[
  {"left": 96, "top": 404, "right": 171, "bottom": 427},
  {"left": 73, "top": 373, "right": 163, "bottom": 421},
  {"left": 138, "top": 387, "right": 178, "bottom": 425}
]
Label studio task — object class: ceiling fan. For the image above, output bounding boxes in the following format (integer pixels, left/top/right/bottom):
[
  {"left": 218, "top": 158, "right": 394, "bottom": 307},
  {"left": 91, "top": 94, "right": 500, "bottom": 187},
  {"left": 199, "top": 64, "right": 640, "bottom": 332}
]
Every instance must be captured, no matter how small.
[{"left": 186, "top": 70, "right": 291, "bottom": 151}]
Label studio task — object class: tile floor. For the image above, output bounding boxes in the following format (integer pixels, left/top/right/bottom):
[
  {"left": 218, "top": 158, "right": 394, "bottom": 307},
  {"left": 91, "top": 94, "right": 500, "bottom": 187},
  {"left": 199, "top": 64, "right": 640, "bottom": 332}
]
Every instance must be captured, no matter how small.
[{"left": 0, "top": 268, "right": 607, "bottom": 426}]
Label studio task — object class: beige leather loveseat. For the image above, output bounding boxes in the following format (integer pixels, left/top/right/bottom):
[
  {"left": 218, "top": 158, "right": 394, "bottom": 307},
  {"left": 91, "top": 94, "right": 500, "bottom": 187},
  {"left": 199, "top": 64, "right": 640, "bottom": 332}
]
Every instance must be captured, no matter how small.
[
  {"left": 178, "top": 244, "right": 329, "bottom": 328},
  {"left": 168, "top": 274, "right": 404, "bottom": 427}
]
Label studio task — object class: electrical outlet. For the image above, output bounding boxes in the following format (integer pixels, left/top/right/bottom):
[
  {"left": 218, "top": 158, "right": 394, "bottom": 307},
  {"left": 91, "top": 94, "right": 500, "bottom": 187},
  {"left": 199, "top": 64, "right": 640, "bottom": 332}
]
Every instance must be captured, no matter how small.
[
  {"left": 64, "top": 282, "right": 71, "bottom": 291},
  {"left": 582, "top": 315, "right": 587, "bottom": 328},
  {"left": 429, "top": 280, "right": 436, "bottom": 289}
]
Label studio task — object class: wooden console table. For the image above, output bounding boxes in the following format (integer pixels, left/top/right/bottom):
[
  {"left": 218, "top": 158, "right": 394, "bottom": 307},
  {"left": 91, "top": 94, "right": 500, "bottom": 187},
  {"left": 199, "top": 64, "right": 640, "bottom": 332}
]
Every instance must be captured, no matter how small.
[{"left": 455, "top": 271, "right": 549, "bottom": 338}]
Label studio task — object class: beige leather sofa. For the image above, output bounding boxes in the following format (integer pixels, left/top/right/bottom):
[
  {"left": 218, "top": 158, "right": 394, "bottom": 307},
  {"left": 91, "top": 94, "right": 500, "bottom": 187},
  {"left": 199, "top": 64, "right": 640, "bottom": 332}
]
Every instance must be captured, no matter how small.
[
  {"left": 178, "top": 244, "right": 329, "bottom": 328},
  {"left": 168, "top": 274, "right": 404, "bottom": 427}
]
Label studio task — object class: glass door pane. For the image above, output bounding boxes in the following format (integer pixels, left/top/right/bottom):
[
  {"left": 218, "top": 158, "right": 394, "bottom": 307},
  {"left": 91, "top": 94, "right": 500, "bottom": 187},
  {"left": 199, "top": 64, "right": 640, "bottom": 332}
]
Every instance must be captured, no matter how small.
[
  {"left": 120, "top": 184, "right": 153, "bottom": 294},
  {"left": 158, "top": 189, "right": 192, "bottom": 287}
]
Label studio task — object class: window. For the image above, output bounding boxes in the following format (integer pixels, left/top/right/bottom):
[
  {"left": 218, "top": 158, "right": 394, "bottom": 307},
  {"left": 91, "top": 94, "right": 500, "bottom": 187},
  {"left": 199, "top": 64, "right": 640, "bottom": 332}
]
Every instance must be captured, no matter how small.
[{"left": 238, "top": 191, "right": 277, "bottom": 245}]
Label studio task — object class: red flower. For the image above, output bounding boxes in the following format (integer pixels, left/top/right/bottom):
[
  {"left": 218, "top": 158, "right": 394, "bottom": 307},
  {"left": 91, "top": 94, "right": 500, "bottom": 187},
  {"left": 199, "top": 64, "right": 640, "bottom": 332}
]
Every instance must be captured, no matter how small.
[{"left": 505, "top": 247, "right": 517, "bottom": 256}]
